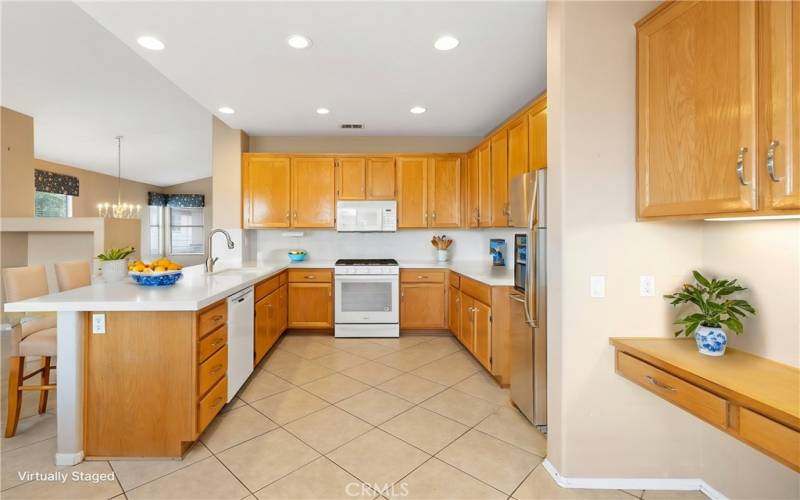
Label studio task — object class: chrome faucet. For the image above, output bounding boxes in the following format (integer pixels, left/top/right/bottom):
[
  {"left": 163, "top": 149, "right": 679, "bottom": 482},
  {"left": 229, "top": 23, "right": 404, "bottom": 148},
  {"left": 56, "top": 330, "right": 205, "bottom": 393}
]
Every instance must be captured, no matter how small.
[{"left": 205, "top": 229, "right": 235, "bottom": 273}]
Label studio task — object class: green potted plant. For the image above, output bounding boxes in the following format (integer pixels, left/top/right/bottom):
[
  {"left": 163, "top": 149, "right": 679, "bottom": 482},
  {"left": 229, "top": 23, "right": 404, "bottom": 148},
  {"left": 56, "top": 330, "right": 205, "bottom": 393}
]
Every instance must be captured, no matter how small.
[
  {"left": 97, "top": 246, "right": 136, "bottom": 282},
  {"left": 664, "top": 271, "right": 756, "bottom": 356}
]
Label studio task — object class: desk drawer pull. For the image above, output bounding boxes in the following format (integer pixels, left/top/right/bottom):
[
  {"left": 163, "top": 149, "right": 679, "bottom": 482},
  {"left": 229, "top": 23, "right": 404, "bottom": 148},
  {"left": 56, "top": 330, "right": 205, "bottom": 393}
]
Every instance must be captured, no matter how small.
[{"left": 646, "top": 375, "right": 676, "bottom": 392}]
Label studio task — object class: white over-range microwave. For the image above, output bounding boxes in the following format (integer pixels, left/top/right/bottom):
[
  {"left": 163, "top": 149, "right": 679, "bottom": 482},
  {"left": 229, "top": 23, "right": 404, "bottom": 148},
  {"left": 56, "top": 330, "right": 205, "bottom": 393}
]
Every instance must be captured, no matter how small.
[{"left": 336, "top": 201, "right": 397, "bottom": 232}]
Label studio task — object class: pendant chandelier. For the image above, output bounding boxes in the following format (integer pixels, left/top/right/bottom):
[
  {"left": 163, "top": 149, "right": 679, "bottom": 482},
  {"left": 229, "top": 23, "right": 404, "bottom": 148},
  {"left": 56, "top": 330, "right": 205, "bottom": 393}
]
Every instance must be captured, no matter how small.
[{"left": 97, "top": 136, "right": 140, "bottom": 219}]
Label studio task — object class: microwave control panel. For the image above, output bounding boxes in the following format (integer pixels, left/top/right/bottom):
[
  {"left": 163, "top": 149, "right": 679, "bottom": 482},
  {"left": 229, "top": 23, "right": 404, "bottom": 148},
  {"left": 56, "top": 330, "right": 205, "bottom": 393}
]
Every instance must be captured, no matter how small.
[{"left": 382, "top": 209, "right": 397, "bottom": 231}]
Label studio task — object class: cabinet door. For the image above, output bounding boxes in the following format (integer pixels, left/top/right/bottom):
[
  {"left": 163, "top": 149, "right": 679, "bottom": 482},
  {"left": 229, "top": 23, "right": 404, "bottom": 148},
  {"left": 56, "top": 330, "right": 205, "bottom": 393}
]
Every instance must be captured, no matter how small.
[
  {"left": 337, "top": 157, "right": 366, "bottom": 200},
  {"left": 473, "top": 300, "right": 492, "bottom": 370},
  {"left": 477, "top": 142, "right": 493, "bottom": 227},
  {"left": 400, "top": 283, "right": 446, "bottom": 329},
  {"left": 254, "top": 297, "right": 269, "bottom": 364},
  {"left": 528, "top": 103, "right": 547, "bottom": 171},
  {"left": 288, "top": 283, "right": 332, "bottom": 328},
  {"left": 459, "top": 295, "right": 475, "bottom": 351},
  {"left": 491, "top": 131, "right": 509, "bottom": 226},
  {"left": 428, "top": 156, "right": 461, "bottom": 227},
  {"left": 277, "top": 284, "right": 288, "bottom": 335},
  {"left": 508, "top": 118, "right": 529, "bottom": 182},
  {"left": 366, "top": 157, "right": 396, "bottom": 200},
  {"left": 760, "top": 1, "right": 800, "bottom": 210},
  {"left": 448, "top": 285, "right": 461, "bottom": 337},
  {"left": 396, "top": 157, "right": 429, "bottom": 228},
  {"left": 291, "top": 157, "right": 336, "bottom": 227},
  {"left": 637, "top": 1, "right": 757, "bottom": 217},
  {"left": 243, "top": 156, "right": 291, "bottom": 228},
  {"left": 466, "top": 149, "right": 480, "bottom": 228}
]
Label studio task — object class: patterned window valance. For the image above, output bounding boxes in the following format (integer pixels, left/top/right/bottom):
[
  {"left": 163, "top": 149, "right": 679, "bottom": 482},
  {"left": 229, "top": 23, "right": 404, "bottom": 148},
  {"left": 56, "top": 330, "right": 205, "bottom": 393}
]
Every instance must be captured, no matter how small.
[
  {"left": 34, "top": 169, "right": 79, "bottom": 197},
  {"left": 148, "top": 192, "right": 204, "bottom": 208}
]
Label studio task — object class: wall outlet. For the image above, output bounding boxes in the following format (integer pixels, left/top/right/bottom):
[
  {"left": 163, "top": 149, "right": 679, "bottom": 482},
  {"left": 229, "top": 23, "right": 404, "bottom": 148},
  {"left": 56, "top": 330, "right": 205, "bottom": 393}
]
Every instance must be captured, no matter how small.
[
  {"left": 590, "top": 275, "right": 606, "bottom": 298},
  {"left": 92, "top": 313, "right": 106, "bottom": 334},
  {"left": 640, "top": 275, "right": 656, "bottom": 297}
]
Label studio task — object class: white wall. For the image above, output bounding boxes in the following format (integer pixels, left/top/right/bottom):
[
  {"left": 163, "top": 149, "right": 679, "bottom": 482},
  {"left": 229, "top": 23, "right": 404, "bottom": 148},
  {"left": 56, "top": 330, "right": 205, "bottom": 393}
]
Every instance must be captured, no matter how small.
[{"left": 248, "top": 228, "right": 518, "bottom": 265}]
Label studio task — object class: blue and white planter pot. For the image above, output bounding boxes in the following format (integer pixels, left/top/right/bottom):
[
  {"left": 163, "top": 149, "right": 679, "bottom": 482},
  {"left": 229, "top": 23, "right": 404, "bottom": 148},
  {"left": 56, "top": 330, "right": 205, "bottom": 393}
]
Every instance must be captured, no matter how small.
[{"left": 695, "top": 326, "right": 727, "bottom": 356}]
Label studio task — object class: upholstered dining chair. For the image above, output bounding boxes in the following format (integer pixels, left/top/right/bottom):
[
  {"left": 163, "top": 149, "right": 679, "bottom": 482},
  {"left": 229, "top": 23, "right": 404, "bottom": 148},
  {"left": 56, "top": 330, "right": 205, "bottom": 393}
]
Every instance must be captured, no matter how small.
[
  {"left": 54, "top": 259, "right": 92, "bottom": 291},
  {"left": 2, "top": 264, "right": 57, "bottom": 437}
]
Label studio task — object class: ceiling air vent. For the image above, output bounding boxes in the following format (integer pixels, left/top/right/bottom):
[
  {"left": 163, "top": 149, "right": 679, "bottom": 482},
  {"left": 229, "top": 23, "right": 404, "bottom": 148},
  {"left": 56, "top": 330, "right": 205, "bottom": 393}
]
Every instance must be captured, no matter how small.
[{"left": 340, "top": 123, "right": 365, "bottom": 129}]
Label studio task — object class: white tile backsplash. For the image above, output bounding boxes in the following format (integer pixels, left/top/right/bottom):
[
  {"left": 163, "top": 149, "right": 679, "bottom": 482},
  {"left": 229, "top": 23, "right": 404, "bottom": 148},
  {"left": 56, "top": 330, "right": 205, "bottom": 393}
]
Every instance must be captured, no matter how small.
[{"left": 247, "top": 228, "right": 519, "bottom": 266}]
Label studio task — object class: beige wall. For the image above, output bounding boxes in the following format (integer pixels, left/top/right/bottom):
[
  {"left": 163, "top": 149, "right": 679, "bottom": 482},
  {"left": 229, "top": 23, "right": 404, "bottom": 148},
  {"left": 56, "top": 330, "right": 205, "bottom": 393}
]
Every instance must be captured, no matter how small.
[
  {"left": 212, "top": 116, "right": 248, "bottom": 229},
  {"left": 1, "top": 108, "right": 36, "bottom": 217},
  {"left": 547, "top": 2, "right": 799, "bottom": 498},
  {"left": 249, "top": 135, "right": 482, "bottom": 154}
]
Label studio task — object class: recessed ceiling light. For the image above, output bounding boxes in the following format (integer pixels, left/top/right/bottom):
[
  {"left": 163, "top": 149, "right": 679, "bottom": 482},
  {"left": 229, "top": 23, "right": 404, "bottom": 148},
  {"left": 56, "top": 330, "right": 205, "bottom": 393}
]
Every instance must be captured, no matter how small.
[
  {"left": 137, "top": 35, "right": 165, "bottom": 51},
  {"left": 434, "top": 35, "right": 459, "bottom": 51},
  {"left": 410, "top": 106, "right": 427, "bottom": 114},
  {"left": 218, "top": 106, "right": 235, "bottom": 114},
  {"left": 316, "top": 107, "right": 330, "bottom": 115},
  {"left": 287, "top": 35, "right": 312, "bottom": 49}
]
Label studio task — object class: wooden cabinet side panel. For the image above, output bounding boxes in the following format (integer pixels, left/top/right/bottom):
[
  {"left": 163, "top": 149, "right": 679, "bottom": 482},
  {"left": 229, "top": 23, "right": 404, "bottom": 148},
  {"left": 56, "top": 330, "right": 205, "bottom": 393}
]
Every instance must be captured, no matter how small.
[{"left": 84, "top": 311, "right": 195, "bottom": 457}]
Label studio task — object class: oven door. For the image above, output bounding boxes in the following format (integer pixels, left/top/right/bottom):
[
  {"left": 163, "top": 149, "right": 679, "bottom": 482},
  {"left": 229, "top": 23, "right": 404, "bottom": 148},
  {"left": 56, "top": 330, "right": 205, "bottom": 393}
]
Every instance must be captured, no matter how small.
[{"left": 335, "top": 275, "right": 399, "bottom": 324}]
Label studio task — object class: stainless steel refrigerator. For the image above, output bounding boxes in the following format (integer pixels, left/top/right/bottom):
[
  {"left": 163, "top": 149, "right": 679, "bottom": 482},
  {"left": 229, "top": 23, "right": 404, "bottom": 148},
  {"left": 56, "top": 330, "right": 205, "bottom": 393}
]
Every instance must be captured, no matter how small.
[{"left": 508, "top": 169, "right": 547, "bottom": 427}]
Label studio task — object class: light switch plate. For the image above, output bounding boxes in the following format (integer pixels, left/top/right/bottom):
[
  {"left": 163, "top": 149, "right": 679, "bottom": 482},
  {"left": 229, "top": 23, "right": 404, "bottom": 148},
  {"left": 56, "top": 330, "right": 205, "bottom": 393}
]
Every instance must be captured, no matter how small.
[
  {"left": 92, "top": 313, "right": 106, "bottom": 334},
  {"left": 590, "top": 275, "right": 606, "bottom": 298},
  {"left": 640, "top": 275, "right": 656, "bottom": 297}
]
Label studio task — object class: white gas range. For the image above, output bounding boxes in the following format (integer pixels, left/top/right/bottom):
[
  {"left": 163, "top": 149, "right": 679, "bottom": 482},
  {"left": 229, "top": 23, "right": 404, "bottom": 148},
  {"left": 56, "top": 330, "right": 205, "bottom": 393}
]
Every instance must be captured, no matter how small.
[{"left": 334, "top": 258, "right": 399, "bottom": 338}]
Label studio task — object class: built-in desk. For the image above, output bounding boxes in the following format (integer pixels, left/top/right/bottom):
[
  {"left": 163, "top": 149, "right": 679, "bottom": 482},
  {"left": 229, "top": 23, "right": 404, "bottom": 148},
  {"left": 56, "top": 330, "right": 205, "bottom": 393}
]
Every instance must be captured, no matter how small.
[{"left": 610, "top": 338, "right": 800, "bottom": 472}]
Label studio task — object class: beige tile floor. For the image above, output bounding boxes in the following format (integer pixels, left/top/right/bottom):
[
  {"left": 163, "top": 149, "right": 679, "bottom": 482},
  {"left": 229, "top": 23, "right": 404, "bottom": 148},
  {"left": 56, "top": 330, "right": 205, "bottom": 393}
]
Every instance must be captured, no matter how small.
[{"left": 0, "top": 332, "right": 708, "bottom": 499}]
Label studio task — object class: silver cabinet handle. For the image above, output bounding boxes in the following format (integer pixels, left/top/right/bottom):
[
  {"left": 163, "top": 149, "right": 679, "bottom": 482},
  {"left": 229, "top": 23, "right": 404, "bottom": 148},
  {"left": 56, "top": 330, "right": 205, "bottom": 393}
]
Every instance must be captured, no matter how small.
[
  {"left": 736, "top": 147, "right": 750, "bottom": 186},
  {"left": 767, "top": 140, "right": 782, "bottom": 183},
  {"left": 645, "top": 375, "right": 676, "bottom": 392}
]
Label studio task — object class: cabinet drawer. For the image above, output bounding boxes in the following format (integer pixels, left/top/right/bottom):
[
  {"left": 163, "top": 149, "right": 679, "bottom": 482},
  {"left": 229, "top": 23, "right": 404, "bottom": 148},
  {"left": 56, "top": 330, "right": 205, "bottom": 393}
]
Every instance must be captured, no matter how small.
[
  {"left": 255, "top": 275, "right": 280, "bottom": 301},
  {"left": 460, "top": 277, "right": 491, "bottom": 305},
  {"left": 739, "top": 408, "right": 800, "bottom": 469},
  {"left": 617, "top": 352, "right": 727, "bottom": 428},
  {"left": 288, "top": 269, "right": 332, "bottom": 283},
  {"left": 197, "top": 325, "right": 227, "bottom": 364},
  {"left": 401, "top": 269, "right": 445, "bottom": 283},
  {"left": 279, "top": 272, "right": 288, "bottom": 286},
  {"left": 449, "top": 272, "right": 460, "bottom": 288},
  {"left": 197, "top": 376, "right": 227, "bottom": 434},
  {"left": 198, "top": 301, "right": 227, "bottom": 339},
  {"left": 198, "top": 345, "right": 227, "bottom": 397}
]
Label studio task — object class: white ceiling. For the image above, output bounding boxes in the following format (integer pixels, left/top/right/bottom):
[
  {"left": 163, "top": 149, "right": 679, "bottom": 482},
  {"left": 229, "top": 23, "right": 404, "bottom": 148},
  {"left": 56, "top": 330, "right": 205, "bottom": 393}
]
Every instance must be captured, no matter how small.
[
  {"left": 76, "top": 1, "right": 547, "bottom": 137},
  {"left": 1, "top": 1, "right": 212, "bottom": 187}
]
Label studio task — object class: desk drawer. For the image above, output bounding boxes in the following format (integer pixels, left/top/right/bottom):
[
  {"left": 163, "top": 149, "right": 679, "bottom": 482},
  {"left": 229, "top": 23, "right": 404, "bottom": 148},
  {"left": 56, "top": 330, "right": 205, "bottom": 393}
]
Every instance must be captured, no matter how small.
[
  {"left": 288, "top": 269, "right": 332, "bottom": 283},
  {"left": 198, "top": 301, "right": 227, "bottom": 338},
  {"left": 197, "top": 376, "right": 227, "bottom": 434},
  {"left": 198, "top": 325, "right": 227, "bottom": 363},
  {"left": 739, "top": 408, "right": 800, "bottom": 469},
  {"left": 401, "top": 269, "right": 445, "bottom": 283},
  {"left": 198, "top": 345, "right": 227, "bottom": 397},
  {"left": 617, "top": 352, "right": 727, "bottom": 428}
]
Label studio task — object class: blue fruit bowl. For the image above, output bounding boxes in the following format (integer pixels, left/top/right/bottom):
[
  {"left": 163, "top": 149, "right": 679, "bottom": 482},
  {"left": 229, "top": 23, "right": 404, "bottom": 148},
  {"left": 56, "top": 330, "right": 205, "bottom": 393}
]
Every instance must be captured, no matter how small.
[
  {"left": 130, "top": 270, "right": 183, "bottom": 287},
  {"left": 288, "top": 252, "right": 306, "bottom": 262}
]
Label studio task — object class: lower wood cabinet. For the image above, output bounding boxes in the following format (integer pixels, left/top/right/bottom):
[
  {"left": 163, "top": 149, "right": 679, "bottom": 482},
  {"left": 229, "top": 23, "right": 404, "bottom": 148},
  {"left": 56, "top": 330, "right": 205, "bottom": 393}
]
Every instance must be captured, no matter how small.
[
  {"left": 448, "top": 285, "right": 461, "bottom": 336},
  {"left": 400, "top": 283, "right": 446, "bottom": 329},
  {"left": 288, "top": 283, "right": 333, "bottom": 328},
  {"left": 458, "top": 294, "right": 491, "bottom": 369},
  {"left": 255, "top": 281, "right": 288, "bottom": 364}
]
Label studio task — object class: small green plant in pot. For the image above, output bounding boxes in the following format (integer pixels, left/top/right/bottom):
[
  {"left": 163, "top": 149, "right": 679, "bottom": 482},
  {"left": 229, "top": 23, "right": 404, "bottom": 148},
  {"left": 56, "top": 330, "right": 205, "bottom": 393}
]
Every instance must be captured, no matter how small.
[
  {"left": 97, "top": 246, "right": 135, "bottom": 283},
  {"left": 664, "top": 271, "right": 756, "bottom": 356}
]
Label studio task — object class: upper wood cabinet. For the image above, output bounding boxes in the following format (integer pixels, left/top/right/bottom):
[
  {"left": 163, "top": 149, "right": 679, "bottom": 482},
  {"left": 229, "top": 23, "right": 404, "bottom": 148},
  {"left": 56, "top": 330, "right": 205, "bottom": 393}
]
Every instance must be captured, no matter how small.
[
  {"left": 396, "top": 157, "right": 428, "bottom": 228},
  {"left": 636, "top": 1, "right": 759, "bottom": 218},
  {"left": 242, "top": 156, "right": 291, "bottom": 228},
  {"left": 477, "top": 141, "right": 493, "bottom": 227},
  {"left": 507, "top": 118, "right": 529, "bottom": 183},
  {"left": 528, "top": 102, "right": 547, "bottom": 171},
  {"left": 366, "top": 157, "right": 396, "bottom": 200},
  {"left": 760, "top": 1, "right": 800, "bottom": 210},
  {"left": 466, "top": 150, "right": 480, "bottom": 228},
  {"left": 291, "top": 157, "right": 336, "bottom": 227},
  {"left": 490, "top": 131, "right": 509, "bottom": 226},
  {"left": 336, "top": 157, "right": 366, "bottom": 200},
  {"left": 428, "top": 156, "right": 461, "bottom": 227}
]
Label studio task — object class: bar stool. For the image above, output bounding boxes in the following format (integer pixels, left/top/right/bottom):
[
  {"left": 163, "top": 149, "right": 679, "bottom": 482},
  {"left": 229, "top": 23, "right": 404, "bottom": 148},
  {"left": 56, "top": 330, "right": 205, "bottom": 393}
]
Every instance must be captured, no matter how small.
[
  {"left": 54, "top": 259, "right": 92, "bottom": 291},
  {"left": 2, "top": 265, "right": 57, "bottom": 437}
]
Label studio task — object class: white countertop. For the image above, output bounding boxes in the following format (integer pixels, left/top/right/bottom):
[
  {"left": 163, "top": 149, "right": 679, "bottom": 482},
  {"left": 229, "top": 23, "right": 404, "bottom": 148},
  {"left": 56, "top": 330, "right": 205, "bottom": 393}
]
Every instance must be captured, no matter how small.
[{"left": 4, "top": 260, "right": 514, "bottom": 313}]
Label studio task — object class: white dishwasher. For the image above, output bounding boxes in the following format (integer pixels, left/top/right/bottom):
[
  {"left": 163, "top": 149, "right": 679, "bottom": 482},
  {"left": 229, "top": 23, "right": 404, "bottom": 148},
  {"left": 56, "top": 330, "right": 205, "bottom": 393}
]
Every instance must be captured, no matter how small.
[{"left": 227, "top": 286, "right": 254, "bottom": 402}]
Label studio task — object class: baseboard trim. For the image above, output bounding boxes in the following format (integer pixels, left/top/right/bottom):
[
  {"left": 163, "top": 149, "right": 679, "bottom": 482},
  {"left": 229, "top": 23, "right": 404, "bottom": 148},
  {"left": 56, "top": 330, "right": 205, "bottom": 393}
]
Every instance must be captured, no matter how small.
[{"left": 542, "top": 459, "right": 727, "bottom": 500}]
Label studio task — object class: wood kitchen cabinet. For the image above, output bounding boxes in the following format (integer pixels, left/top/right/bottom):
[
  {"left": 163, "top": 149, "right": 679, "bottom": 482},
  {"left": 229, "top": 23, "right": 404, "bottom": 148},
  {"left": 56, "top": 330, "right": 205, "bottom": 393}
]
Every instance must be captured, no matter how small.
[
  {"left": 242, "top": 155, "right": 291, "bottom": 228},
  {"left": 466, "top": 150, "right": 480, "bottom": 228},
  {"left": 291, "top": 157, "right": 336, "bottom": 227},
  {"left": 528, "top": 101, "right": 547, "bottom": 171},
  {"left": 287, "top": 269, "right": 333, "bottom": 329},
  {"left": 636, "top": 1, "right": 759, "bottom": 218},
  {"left": 428, "top": 156, "right": 461, "bottom": 227},
  {"left": 490, "top": 131, "right": 509, "bottom": 226},
  {"left": 400, "top": 283, "right": 446, "bottom": 329},
  {"left": 507, "top": 117, "right": 529, "bottom": 183},
  {"left": 366, "top": 157, "right": 396, "bottom": 200},
  {"left": 396, "top": 157, "right": 428, "bottom": 228},
  {"left": 336, "top": 157, "right": 366, "bottom": 200},
  {"left": 477, "top": 141, "right": 493, "bottom": 227},
  {"left": 459, "top": 292, "right": 491, "bottom": 370},
  {"left": 448, "top": 284, "right": 461, "bottom": 337},
  {"left": 254, "top": 283, "right": 287, "bottom": 365}
]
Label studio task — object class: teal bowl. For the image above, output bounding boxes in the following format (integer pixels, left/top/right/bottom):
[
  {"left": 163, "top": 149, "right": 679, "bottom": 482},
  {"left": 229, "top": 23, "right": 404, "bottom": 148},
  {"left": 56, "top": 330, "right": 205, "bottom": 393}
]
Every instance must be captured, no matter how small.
[{"left": 288, "top": 253, "right": 306, "bottom": 262}]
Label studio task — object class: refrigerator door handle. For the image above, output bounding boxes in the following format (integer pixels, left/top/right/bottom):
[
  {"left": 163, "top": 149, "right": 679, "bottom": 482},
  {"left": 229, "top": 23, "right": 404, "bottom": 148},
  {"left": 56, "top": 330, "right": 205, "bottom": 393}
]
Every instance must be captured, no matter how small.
[{"left": 526, "top": 175, "right": 539, "bottom": 328}]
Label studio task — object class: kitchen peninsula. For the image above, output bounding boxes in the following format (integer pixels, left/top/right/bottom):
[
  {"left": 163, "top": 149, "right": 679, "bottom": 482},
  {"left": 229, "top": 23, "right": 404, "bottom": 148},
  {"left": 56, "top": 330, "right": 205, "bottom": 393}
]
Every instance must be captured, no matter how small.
[{"left": 4, "top": 261, "right": 513, "bottom": 464}]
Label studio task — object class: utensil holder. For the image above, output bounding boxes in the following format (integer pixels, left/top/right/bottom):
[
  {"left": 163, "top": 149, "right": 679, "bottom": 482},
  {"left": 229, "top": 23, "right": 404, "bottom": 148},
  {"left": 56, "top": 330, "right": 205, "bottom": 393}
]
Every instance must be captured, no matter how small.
[{"left": 436, "top": 249, "right": 449, "bottom": 262}]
